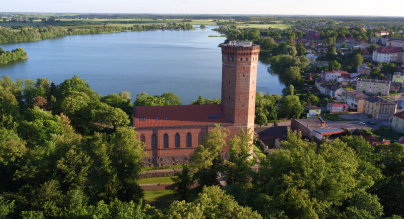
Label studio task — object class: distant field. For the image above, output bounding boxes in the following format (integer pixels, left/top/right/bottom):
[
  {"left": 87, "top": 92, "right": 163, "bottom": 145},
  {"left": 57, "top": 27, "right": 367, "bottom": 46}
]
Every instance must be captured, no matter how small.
[
  {"left": 0, "top": 19, "right": 217, "bottom": 28},
  {"left": 236, "top": 23, "right": 294, "bottom": 29}
]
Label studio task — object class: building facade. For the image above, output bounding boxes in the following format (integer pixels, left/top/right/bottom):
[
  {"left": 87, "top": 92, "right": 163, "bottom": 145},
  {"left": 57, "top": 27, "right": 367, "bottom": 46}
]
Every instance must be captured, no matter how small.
[
  {"left": 304, "top": 105, "right": 321, "bottom": 118},
  {"left": 341, "top": 91, "right": 368, "bottom": 113},
  {"left": 372, "top": 47, "right": 404, "bottom": 63},
  {"left": 392, "top": 111, "right": 404, "bottom": 133},
  {"left": 327, "top": 101, "right": 348, "bottom": 113},
  {"left": 392, "top": 72, "right": 404, "bottom": 84},
  {"left": 356, "top": 78, "right": 391, "bottom": 96},
  {"left": 364, "top": 96, "right": 397, "bottom": 120},
  {"left": 133, "top": 41, "right": 260, "bottom": 167}
]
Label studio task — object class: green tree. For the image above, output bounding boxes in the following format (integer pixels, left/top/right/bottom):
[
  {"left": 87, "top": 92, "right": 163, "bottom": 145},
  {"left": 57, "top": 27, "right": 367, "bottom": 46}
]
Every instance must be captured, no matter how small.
[
  {"left": 172, "top": 164, "right": 194, "bottom": 201},
  {"left": 190, "top": 125, "right": 229, "bottom": 188},
  {"left": 296, "top": 43, "right": 307, "bottom": 56},
  {"left": 282, "top": 84, "right": 294, "bottom": 96},
  {"left": 329, "top": 60, "right": 341, "bottom": 70},
  {"left": 165, "top": 186, "right": 262, "bottom": 219},
  {"left": 279, "top": 95, "right": 303, "bottom": 119},
  {"left": 370, "top": 67, "right": 381, "bottom": 77},
  {"left": 224, "top": 129, "right": 254, "bottom": 186},
  {"left": 256, "top": 113, "right": 268, "bottom": 128},
  {"left": 352, "top": 54, "right": 364, "bottom": 70},
  {"left": 378, "top": 73, "right": 385, "bottom": 80},
  {"left": 367, "top": 44, "right": 378, "bottom": 54},
  {"left": 306, "top": 94, "right": 320, "bottom": 105}
]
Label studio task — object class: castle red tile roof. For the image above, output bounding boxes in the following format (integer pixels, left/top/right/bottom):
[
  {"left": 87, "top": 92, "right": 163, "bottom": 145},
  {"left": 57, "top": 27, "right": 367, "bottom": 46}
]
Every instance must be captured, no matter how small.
[
  {"left": 376, "top": 47, "right": 404, "bottom": 54},
  {"left": 133, "top": 104, "right": 233, "bottom": 127}
]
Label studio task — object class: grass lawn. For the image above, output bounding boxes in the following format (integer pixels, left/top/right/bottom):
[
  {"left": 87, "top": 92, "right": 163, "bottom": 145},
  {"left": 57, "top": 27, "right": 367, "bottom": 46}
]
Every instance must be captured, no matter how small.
[
  {"left": 253, "top": 144, "right": 267, "bottom": 162},
  {"left": 389, "top": 91, "right": 400, "bottom": 96},
  {"left": 344, "top": 86, "right": 356, "bottom": 91},
  {"left": 144, "top": 190, "right": 176, "bottom": 209},
  {"left": 322, "top": 113, "right": 358, "bottom": 121},
  {"left": 141, "top": 165, "right": 186, "bottom": 172},
  {"left": 137, "top": 176, "right": 176, "bottom": 185}
]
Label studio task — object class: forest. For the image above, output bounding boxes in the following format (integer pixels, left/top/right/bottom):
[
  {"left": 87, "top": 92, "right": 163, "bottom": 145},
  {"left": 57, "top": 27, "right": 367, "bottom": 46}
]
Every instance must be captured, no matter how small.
[
  {"left": 0, "top": 23, "right": 194, "bottom": 44},
  {"left": 0, "top": 75, "right": 403, "bottom": 218},
  {"left": 0, "top": 48, "right": 27, "bottom": 64}
]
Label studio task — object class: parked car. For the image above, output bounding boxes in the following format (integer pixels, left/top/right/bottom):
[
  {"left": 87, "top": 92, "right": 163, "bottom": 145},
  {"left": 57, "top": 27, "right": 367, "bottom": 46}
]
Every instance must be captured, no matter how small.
[
  {"left": 359, "top": 122, "right": 366, "bottom": 125},
  {"left": 368, "top": 122, "right": 377, "bottom": 125}
]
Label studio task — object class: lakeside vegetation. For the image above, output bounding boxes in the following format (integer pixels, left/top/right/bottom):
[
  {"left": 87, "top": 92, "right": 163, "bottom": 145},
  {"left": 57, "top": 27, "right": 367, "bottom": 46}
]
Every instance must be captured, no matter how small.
[{"left": 0, "top": 48, "right": 27, "bottom": 64}]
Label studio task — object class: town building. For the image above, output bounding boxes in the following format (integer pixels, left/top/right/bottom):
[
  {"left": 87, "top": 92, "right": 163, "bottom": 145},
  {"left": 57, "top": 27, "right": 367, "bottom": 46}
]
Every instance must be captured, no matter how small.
[
  {"left": 291, "top": 118, "right": 346, "bottom": 140},
  {"left": 392, "top": 111, "right": 404, "bottom": 133},
  {"left": 304, "top": 105, "right": 321, "bottom": 118},
  {"left": 356, "top": 78, "right": 391, "bottom": 96},
  {"left": 307, "top": 30, "right": 320, "bottom": 40},
  {"left": 321, "top": 70, "right": 351, "bottom": 82},
  {"left": 386, "top": 39, "right": 404, "bottom": 47},
  {"left": 357, "top": 65, "right": 372, "bottom": 75},
  {"left": 327, "top": 101, "right": 348, "bottom": 113},
  {"left": 133, "top": 41, "right": 260, "bottom": 167},
  {"left": 392, "top": 72, "right": 404, "bottom": 84},
  {"left": 320, "top": 84, "right": 346, "bottom": 98},
  {"left": 364, "top": 96, "right": 397, "bottom": 120},
  {"left": 363, "top": 136, "right": 390, "bottom": 146},
  {"left": 372, "top": 47, "right": 404, "bottom": 63},
  {"left": 341, "top": 91, "right": 368, "bottom": 113}
]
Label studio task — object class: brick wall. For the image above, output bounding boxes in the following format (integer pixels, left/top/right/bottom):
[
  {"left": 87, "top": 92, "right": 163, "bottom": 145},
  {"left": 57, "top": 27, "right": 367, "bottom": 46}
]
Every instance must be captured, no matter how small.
[{"left": 291, "top": 119, "right": 312, "bottom": 138}]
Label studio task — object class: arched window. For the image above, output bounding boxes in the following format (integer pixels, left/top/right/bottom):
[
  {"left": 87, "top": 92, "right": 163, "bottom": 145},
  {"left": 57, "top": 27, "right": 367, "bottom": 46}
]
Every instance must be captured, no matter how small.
[
  {"left": 164, "top": 134, "right": 169, "bottom": 148},
  {"left": 175, "top": 133, "right": 180, "bottom": 147},
  {"left": 152, "top": 134, "right": 157, "bottom": 148},
  {"left": 187, "top": 133, "right": 192, "bottom": 147},
  {"left": 140, "top": 134, "right": 145, "bottom": 143},
  {"left": 198, "top": 132, "right": 203, "bottom": 145}
]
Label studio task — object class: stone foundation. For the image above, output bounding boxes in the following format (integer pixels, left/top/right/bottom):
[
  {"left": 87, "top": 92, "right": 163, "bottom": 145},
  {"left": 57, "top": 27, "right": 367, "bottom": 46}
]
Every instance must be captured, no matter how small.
[{"left": 143, "top": 155, "right": 191, "bottom": 167}]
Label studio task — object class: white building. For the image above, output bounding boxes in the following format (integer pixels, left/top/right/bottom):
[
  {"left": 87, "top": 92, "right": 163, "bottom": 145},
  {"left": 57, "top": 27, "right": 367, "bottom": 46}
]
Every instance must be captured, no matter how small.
[{"left": 372, "top": 47, "right": 404, "bottom": 63}]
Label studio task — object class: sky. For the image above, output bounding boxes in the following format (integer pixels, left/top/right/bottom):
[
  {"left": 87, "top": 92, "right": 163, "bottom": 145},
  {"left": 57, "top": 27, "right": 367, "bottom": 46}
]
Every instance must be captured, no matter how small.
[{"left": 2, "top": 0, "right": 404, "bottom": 17}]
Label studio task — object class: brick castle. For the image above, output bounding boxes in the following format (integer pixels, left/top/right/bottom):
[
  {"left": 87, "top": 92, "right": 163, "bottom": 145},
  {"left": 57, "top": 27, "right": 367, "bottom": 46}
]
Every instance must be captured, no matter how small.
[{"left": 133, "top": 41, "right": 260, "bottom": 167}]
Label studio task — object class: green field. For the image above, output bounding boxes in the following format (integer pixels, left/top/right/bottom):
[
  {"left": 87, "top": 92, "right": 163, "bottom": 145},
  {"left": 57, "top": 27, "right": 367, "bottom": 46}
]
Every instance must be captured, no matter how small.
[
  {"left": 144, "top": 190, "right": 177, "bottom": 209},
  {"left": 236, "top": 23, "right": 294, "bottom": 29},
  {"left": 137, "top": 176, "right": 176, "bottom": 185}
]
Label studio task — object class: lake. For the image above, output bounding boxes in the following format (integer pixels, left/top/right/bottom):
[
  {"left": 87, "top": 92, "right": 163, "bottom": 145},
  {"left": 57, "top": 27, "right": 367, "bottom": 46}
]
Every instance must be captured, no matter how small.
[{"left": 0, "top": 26, "right": 285, "bottom": 104}]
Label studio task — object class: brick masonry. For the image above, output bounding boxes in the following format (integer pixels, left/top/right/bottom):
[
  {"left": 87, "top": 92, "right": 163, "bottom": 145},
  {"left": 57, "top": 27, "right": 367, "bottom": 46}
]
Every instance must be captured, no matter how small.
[{"left": 134, "top": 43, "right": 260, "bottom": 167}]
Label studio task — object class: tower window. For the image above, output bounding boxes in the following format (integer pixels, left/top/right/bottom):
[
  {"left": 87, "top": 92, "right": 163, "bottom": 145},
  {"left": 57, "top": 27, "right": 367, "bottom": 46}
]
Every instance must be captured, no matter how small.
[
  {"left": 156, "top": 117, "right": 158, "bottom": 120},
  {"left": 165, "top": 116, "right": 168, "bottom": 120},
  {"left": 208, "top": 115, "right": 211, "bottom": 119},
  {"left": 139, "top": 117, "right": 142, "bottom": 121},
  {"left": 143, "top": 117, "right": 146, "bottom": 121},
  {"left": 218, "top": 115, "right": 221, "bottom": 119},
  {"left": 214, "top": 115, "right": 217, "bottom": 119}
]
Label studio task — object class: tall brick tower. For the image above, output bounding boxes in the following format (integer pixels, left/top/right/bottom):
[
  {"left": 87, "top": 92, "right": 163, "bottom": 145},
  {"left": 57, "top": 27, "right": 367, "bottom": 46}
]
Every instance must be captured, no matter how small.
[{"left": 221, "top": 41, "right": 260, "bottom": 134}]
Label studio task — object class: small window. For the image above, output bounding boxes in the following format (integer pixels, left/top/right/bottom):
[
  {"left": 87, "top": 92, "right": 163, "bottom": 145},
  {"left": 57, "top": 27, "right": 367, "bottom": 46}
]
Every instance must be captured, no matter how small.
[
  {"left": 156, "top": 117, "right": 158, "bottom": 121},
  {"left": 214, "top": 115, "right": 217, "bottom": 119},
  {"left": 218, "top": 115, "right": 220, "bottom": 119},
  {"left": 165, "top": 116, "right": 168, "bottom": 120},
  {"left": 139, "top": 117, "right": 142, "bottom": 121},
  {"left": 143, "top": 117, "right": 146, "bottom": 121},
  {"left": 208, "top": 115, "right": 211, "bottom": 119}
]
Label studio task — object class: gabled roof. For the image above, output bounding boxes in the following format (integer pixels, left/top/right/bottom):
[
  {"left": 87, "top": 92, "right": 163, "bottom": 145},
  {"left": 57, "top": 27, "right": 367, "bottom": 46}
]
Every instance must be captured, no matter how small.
[
  {"left": 133, "top": 104, "right": 233, "bottom": 127},
  {"left": 375, "top": 47, "right": 404, "bottom": 54},
  {"left": 305, "top": 105, "right": 321, "bottom": 110},
  {"left": 393, "top": 111, "right": 404, "bottom": 119},
  {"left": 364, "top": 96, "right": 396, "bottom": 105}
]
